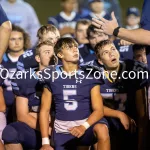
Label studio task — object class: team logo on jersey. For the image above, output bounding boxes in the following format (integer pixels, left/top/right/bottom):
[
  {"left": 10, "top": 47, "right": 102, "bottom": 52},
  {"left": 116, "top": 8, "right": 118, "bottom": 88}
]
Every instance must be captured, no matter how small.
[{"left": 76, "top": 79, "right": 82, "bottom": 84}]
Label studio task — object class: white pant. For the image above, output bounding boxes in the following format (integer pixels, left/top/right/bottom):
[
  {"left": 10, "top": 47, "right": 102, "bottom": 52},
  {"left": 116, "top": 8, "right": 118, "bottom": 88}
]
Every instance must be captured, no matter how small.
[{"left": 0, "top": 112, "right": 6, "bottom": 140}]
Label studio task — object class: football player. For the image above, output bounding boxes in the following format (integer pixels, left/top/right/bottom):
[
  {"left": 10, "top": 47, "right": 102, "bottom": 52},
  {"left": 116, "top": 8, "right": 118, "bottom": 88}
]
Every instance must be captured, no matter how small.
[
  {"left": 93, "top": 40, "right": 149, "bottom": 150},
  {"left": 75, "top": 19, "right": 91, "bottom": 45},
  {"left": 2, "top": 40, "right": 56, "bottom": 150},
  {"left": 39, "top": 37, "right": 110, "bottom": 150},
  {"left": 132, "top": 44, "right": 149, "bottom": 150},
  {"left": 74, "top": 19, "right": 91, "bottom": 64},
  {"left": 80, "top": 24, "right": 109, "bottom": 63},
  {"left": 17, "top": 24, "right": 60, "bottom": 71},
  {"left": 2, "top": 24, "right": 31, "bottom": 123},
  {"left": 48, "top": 0, "right": 81, "bottom": 37}
]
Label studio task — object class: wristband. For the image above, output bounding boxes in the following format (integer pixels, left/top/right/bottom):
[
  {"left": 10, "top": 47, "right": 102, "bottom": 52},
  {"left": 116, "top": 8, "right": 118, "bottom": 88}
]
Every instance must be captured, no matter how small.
[
  {"left": 113, "top": 26, "right": 121, "bottom": 37},
  {"left": 82, "top": 121, "right": 90, "bottom": 130},
  {"left": 42, "top": 137, "right": 50, "bottom": 145}
]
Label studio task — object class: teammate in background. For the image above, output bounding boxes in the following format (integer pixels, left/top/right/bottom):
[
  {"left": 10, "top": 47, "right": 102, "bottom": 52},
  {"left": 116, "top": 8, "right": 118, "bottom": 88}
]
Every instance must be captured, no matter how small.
[
  {"left": 133, "top": 45, "right": 147, "bottom": 64},
  {"left": 84, "top": 0, "right": 110, "bottom": 21},
  {"left": 93, "top": 40, "right": 149, "bottom": 150},
  {"left": 74, "top": 19, "right": 91, "bottom": 63},
  {"left": 125, "top": 7, "right": 140, "bottom": 30},
  {"left": 2, "top": 40, "right": 57, "bottom": 150},
  {"left": 113, "top": 39, "right": 133, "bottom": 60},
  {"left": 75, "top": 19, "right": 91, "bottom": 45},
  {"left": 48, "top": 0, "right": 81, "bottom": 37},
  {"left": 2, "top": 25, "right": 31, "bottom": 123},
  {"left": 81, "top": 24, "right": 108, "bottom": 62},
  {"left": 132, "top": 44, "right": 149, "bottom": 150},
  {"left": 39, "top": 37, "right": 110, "bottom": 150},
  {"left": 17, "top": 24, "right": 60, "bottom": 71},
  {"left": 0, "top": 4, "right": 12, "bottom": 63}
]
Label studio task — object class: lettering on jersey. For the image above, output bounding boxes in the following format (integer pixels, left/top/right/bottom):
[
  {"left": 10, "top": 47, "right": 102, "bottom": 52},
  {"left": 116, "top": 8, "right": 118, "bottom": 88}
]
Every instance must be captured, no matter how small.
[
  {"left": 114, "top": 93, "right": 127, "bottom": 111},
  {"left": 23, "top": 50, "right": 33, "bottom": 58},
  {"left": 106, "top": 89, "right": 119, "bottom": 92},
  {"left": 101, "top": 93, "right": 127, "bottom": 111},
  {"left": 4, "top": 68, "right": 16, "bottom": 91},
  {"left": 119, "top": 46, "right": 129, "bottom": 52},
  {"left": 133, "top": 61, "right": 145, "bottom": 72},
  {"left": 63, "top": 85, "right": 77, "bottom": 89}
]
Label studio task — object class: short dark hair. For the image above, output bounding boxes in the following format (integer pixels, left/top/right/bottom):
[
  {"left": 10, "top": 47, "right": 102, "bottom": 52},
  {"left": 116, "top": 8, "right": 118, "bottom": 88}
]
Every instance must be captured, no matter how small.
[
  {"left": 87, "top": 24, "right": 100, "bottom": 39},
  {"left": 75, "top": 19, "right": 91, "bottom": 30},
  {"left": 11, "top": 24, "right": 31, "bottom": 50},
  {"left": 95, "top": 39, "right": 112, "bottom": 58},
  {"left": 54, "top": 37, "right": 78, "bottom": 56},
  {"left": 133, "top": 44, "right": 146, "bottom": 53}
]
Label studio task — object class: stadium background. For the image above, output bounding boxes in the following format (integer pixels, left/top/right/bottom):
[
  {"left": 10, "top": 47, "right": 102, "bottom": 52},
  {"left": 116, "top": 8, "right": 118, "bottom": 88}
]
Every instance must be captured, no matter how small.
[{"left": 24, "top": 0, "right": 143, "bottom": 25}]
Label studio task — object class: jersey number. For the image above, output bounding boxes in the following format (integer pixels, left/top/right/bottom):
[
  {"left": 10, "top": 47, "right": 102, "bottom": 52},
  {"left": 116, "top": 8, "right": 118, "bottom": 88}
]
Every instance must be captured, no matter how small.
[
  {"left": 114, "top": 93, "right": 127, "bottom": 111},
  {"left": 63, "top": 90, "right": 78, "bottom": 111}
]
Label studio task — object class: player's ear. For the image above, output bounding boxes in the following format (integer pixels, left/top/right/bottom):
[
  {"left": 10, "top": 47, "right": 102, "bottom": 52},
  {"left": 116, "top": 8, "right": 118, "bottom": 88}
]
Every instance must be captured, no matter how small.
[
  {"left": 98, "top": 59, "right": 103, "bottom": 65},
  {"left": 35, "top": 55, "right": 40, "bottom": 63},
  {"left": 57, "top": 52, "right": 63, "bottom": 59}
]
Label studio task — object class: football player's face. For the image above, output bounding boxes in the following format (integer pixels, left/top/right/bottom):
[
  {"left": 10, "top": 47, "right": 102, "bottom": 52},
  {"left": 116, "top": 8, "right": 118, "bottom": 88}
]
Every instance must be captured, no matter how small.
[
  {"left": 41, "top": 31, "right": 60, "bottom": 45},
  {"left": 39, "top": 45, "right": 54, "bottom": 67},
  {"left": 75, "top": 24, "right": 89, "bottom": 44},
  {"left": 126, "top": 14, "right": 140, "bottom": 26},
  {"left": 98, "top": 44, "right": 120, "bottom": 70},
  {"left": 60, "top": 45, "right": 79, "bottom": 63},
  {"left": 134, "top": 49, "right": 147, "bottom": 64},
  {"left": 90, "top": 2, "right": 104, "bottom": 13},
  {"left": 89, "top": 32, "right": 109, "bottom": 49},
  {"left": 62, "top": 0, "right": 77, "bottom": 12},
  {"left": 9, "top": 31, "right": 24, "bottom": 52}
]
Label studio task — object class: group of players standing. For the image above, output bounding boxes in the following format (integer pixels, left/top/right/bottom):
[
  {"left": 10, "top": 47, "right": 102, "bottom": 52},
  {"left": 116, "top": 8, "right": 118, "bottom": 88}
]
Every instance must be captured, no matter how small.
[{"left": 0, "top": 3, "right": 150, "bottom": 150}]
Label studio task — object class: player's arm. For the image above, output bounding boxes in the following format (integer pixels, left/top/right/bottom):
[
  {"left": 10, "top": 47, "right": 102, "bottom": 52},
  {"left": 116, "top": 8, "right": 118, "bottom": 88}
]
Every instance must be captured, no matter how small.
[
  {"left": 0, "top": 5, "right": 12, "bottom": 63},
  {"left": 69, "top": 85, "right": 104, "bottom": 138},
  {"left": 115, "top": 28, "right": 150, "bottom": 45},
  {"left": 39, "top": 87, "right": 53, "bottom": 150},
  {"left": 104, "top": 106, "right": 136, "bottom": 131},
  {"left": 0, "top": 87, "right": 6, "bottom": 112},
  {"left": 86, "top": 85, "right": 104, "bottom": 125},
  {"left": 16, "top": 96, "right": 39, "bottom": 130},
  {"left": 92, "top": 12, "right": 150, "bottom": 45}
]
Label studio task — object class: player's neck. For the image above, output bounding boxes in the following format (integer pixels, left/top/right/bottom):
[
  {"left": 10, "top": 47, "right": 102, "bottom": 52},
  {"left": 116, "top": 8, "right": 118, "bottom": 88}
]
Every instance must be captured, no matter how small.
[
  {"left": 106, "top": 64, "right": 120, "bottom": 82},
  {"left": 8, "top": 49, "right": 24, "bottom": 58},
  {"left": 62, "top": 62, "right": 79, "bottom": 74},
  {"left": 63, "top": 10, "right": 72, "bottom": 16},
  {"left": 38, "top": 64, "right": 45, "bottom": 71}
]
